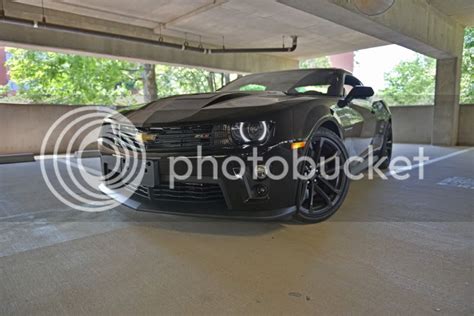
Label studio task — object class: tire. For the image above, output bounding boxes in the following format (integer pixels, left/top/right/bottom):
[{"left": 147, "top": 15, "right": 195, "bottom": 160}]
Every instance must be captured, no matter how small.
[
  {"left": 294, "top": 127, "right": 350, "bottom": 223},
  {"left": 378, "top": 122, "right": 393, "bottom": 170}
]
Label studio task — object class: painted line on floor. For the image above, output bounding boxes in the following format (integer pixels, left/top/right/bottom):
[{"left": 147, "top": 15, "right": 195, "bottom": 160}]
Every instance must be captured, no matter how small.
[
  {"left": 437, "top": 176, "right": 474, "bottom": 190},
  {"left": 385, "top": 147, "right": 474, "bottom": 177}
]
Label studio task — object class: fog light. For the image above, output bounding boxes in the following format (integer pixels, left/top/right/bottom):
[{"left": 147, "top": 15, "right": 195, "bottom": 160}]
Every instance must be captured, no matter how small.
[
  {"left": 255, "top": 184, "right": 268, "bottom": 197},
  {"left": 255, "top": 165, "right": 267, "bottom": 180}
]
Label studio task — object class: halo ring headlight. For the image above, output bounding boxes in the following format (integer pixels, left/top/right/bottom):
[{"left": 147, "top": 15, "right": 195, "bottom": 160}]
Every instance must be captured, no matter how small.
[{"left": 231, "top": 121, "right": 271, "bottom": 144}]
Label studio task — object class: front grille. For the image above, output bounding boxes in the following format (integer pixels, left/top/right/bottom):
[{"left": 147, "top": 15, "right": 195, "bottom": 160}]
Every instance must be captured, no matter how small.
[
  {"left": 106, "top": 123, "right": 233, "bottom": 152},
  {"left": 110, "top": 124, "right": 142, "bottom": 151},
  {"left": 146, "top": 125, "right": 212, "bottom": 149},
  {"left": 146, "top": 124, "right": 231, "bottom": 150}
]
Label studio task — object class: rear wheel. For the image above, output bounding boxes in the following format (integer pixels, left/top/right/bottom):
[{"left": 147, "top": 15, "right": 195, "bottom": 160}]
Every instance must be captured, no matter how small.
[
  {"left": 294, "top": 128, "right": 350, "bottom": 223},
  {"left": 379, "top": 122, "right": 393, "bottom": 170}
]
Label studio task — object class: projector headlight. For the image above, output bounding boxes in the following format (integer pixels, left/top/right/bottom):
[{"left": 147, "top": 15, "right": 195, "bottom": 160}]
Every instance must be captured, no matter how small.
[{"left": 231, "top": 121, "right": 272, "bottom": 144}]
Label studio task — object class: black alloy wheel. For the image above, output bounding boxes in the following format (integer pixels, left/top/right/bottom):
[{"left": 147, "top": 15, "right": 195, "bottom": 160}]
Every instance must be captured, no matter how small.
[
  {"left": 379, "top": 122, "right": 393, "bottom": 170},
  {"left": 295, "top": 128, "right": 350, "bottom": 223}
]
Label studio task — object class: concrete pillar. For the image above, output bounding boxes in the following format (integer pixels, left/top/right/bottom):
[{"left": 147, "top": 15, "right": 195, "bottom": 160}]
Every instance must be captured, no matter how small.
[{"left": 432, "top": 57, "right": 462, "bottom": 146}]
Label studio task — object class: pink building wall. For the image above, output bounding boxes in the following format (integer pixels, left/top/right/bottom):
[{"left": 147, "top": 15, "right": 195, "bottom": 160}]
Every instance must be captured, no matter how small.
[
  {"left": 0, "top": 47, "right": 8, "bottom": 85},
  {"left": 329, "top": 52, "right": 354, "bottom": 73}
]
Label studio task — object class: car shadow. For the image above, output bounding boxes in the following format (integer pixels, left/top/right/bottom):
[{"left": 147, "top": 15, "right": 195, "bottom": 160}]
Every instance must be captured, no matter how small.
[{"left": 114, "top": 206, "right": 287, "bottom": 237}]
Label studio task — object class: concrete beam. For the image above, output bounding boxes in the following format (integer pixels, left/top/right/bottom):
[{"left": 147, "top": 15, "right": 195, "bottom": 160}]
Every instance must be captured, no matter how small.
[
  {"left": 278, "top": 0, "right": 465, "bottom": 59},
  {"left": 0, "top": 19, "right": 297, "bottom": 73},
  {"left": 0, "top": 2, "right": 297, "bottom": 73}
]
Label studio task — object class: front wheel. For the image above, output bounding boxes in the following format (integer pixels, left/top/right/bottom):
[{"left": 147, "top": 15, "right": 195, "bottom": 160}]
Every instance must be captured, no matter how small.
[{"left": 294, "top": 128, "right": 350, "bottom": 223}]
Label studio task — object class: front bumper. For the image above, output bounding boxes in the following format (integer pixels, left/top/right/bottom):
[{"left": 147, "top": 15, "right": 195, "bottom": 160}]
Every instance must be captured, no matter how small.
[
  {"left": 99, "top": 145, "right": 300, "bottom": 220},
  {"left": 99, "top": 183, "right": 296, "bottom": 220}
]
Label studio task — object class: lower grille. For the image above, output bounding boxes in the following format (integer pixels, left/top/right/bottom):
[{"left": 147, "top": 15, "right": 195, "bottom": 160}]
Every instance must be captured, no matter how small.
[
  {"left": 151, "top": 182, "right": 225, "bottom": 202},
  {"left": 127, "top": 182, "right": 225, "bottom": 202},
  {"left": 126, "top": 183, "right": 150, "bottom": 199}
]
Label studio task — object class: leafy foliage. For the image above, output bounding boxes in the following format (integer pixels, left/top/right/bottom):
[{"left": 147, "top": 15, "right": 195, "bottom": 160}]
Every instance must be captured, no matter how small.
[
  {"left": 380, "top": 56, "right": 436, "bottom": 105},
  {"left": 238, "top": 84, "right": 266, "bottom": 91},
  {"left": 0, "top": 48, "right": 231, "bottom": 105},
  {"left": 2, "top": 27, "right": 471, "bottom": 107},
  {"left": 3, "top": 48, "right": 141, "bottom": 105},
  {"left": 381, "top": 28, "right": 474, "bottom": 105},
  {"left": 299, "top": 57, "right": 331, "bottom": 69},
  {"left": 154, "top": 65, "right": 214, "bottom": 97},
  {"left": 461, "top": 28, "right": 473, "bottom": 104}
]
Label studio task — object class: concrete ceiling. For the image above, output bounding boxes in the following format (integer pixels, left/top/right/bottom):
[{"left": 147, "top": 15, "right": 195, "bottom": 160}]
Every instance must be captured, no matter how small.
[
  {"left": 429, "top": 0, "right": 474, "bottom": 26},
  {"left": 12, "top": 0, "right": 389, "bottom": 59}
]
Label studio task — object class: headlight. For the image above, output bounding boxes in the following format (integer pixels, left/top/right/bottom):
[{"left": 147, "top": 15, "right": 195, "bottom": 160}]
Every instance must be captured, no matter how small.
[{"left": 231, "top": 121, "right": 272, "bottom": 144}]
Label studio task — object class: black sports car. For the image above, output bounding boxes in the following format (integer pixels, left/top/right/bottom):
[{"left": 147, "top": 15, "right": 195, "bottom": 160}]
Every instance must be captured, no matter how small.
[{"left": 99, "top": 68, "right": 392, "bottom": 222}]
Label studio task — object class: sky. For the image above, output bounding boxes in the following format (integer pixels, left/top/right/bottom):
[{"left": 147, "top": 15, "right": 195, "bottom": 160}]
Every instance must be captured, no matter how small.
[{"left": 353, "top": 44, "right": 420, "bottom": 93}]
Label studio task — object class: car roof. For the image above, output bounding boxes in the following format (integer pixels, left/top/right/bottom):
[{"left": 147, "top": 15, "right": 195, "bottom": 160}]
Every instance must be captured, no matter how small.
[{"left": 248, "top": 68, "right": 353, "bottom": 77}]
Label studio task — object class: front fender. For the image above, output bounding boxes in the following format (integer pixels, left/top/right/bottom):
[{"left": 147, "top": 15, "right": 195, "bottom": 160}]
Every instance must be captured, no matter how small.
[{"left": 290, "top": 100, "right": 342, "bottom": 140}]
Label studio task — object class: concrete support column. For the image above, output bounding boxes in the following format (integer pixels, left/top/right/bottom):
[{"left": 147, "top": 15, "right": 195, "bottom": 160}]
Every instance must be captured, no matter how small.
[{"left": 432, "top": 58, "right": 462, "bottom": 146}]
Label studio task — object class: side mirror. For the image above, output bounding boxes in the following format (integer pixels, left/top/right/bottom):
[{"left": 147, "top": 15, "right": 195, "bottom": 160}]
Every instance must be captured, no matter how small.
[{"left": 337, "top": 86, "right": 375, "bottom": 107}]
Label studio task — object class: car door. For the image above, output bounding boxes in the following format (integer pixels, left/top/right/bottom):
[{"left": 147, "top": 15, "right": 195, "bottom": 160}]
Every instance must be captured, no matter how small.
[
  {"left": 347, "top": 98, "right": 377, "bottom": 159},
  {"left": 332, "top": 103, "right": 364, "bottom": 158},
  {"left": 343, "top": 75, "right": 378, "bottom": 159}
]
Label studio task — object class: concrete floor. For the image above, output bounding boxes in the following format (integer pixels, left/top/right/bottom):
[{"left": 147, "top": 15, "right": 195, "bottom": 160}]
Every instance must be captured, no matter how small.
[{"left": 0, "top": 144, "right": 472, "bottom": 315}]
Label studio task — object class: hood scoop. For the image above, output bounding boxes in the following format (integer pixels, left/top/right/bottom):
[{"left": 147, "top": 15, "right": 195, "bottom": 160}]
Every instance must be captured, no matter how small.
[{"left": 202, "top": 92, "right": 252, "bottom": 108}]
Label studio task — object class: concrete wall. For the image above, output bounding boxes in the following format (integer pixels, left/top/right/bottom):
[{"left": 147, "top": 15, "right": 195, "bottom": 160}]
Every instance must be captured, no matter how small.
[
  {"left": 0, "top": 103, "right": 473, "bottom": 155},
  {"left": 0, "top": 103, "right": 102, "bottom": 155},
  {"left": 458, "top": 104, "right": 474, "bottom": 146},
  {"left": 390, "top": 104, "right": 474, "bottom": 145},
  {"left": 390, "top": 105, "right": 434, "bottom": 144}
]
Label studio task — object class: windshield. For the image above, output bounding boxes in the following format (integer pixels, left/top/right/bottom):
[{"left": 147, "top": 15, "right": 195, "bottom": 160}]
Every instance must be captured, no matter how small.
[{"left": 220, "top": 69, "right": 343, "bottom": 96}]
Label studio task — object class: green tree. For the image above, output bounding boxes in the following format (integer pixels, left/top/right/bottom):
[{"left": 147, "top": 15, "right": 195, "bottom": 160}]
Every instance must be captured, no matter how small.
[
  {"left": 381, "top": 27, "right": 473, "bottom": 105},
  {"left": 154, "top": 65, "right": 228, "bottom": 97},
  {"left": 0, "top": 48, "right": 233, "bottom": 105},
  {"left": 300, "top": 56, "right": 331, "bottom": 69},
  {"left": 155, "top": 65, "right": 210, "bottom": 97},
  {"left": 461, "top": 28, "right": 473, "bottom": 104},
  {"left": 3, "top": 48, "right": 140, "bottom": 105},
  {"left": 380, "top": 56, "right": 436, "bottom": 105}
]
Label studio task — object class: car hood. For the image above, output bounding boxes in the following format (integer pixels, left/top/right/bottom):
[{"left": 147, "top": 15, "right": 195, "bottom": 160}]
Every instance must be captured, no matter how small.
[{"left": 122, "top": 91, "right": 327, "bottom": 127}]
